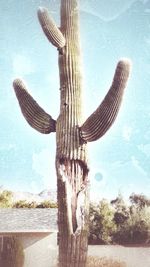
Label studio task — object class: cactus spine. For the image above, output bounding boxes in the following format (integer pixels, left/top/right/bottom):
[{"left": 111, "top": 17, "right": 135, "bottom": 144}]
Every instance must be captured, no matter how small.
[{"left": 13, "top": 0, "right": 131, "bottom": 266}]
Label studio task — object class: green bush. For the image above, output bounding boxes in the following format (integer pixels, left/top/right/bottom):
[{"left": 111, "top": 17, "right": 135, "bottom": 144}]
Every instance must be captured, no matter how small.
[
  {"left": 0, "top": 190, "right": 13, "bottom": 208},
  {"left": 13, "top": 199, "right": 58, "bottom": 208},
  {"left": 13, "top": 200, "right": 37, "bottom": 208},
  {"left": 89, "top": 194, "right": 150, "bottom": 245},
  {"left": 89, "top": 200, "right": 116, "bottom": 244},
  {"left": 112, "top": 207, "right": 150, "bottom": 244},
  {"left": 36, "top": 200, "right": 58, "bottom": 208}
]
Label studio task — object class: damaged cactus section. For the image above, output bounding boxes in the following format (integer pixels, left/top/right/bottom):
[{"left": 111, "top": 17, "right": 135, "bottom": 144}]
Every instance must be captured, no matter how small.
[{"left": 57, "top": 159, "right": 89, "bottom": 234}]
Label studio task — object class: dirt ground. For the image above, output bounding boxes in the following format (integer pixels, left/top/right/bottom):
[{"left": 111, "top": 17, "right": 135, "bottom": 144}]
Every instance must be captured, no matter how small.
[
  {"left": 24, "top": 233, "right": 150, "bottom": 267},
  {"left": 89, "top": 244, "right": 150, "bottom": 267}
]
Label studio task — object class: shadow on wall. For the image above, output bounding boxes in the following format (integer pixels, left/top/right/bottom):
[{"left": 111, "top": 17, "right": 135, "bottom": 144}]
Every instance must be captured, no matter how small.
[
  {"left": 0, "top": 233, "right": 58, "bottom": 267},
  {"left": 0, "top": 235, "right": 24, "bottom": 267},
  {"left": 19, "top": 232, "right": 52, "bottom": 249}
]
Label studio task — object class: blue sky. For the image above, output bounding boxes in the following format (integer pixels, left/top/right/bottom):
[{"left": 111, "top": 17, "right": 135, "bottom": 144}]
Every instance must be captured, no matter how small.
[{"left": 0, "top": 0, "right": 150, "bottom": 201}]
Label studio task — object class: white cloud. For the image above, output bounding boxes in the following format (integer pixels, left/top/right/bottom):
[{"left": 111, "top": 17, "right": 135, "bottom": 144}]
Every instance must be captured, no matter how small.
[
  {"left": 144, "top": 130, "right": 150, "bottom": 140},
  {"left": 32, "top": 148, "right": 56, "bottom": 189},
  {"left": 12, "top": 54, "right": 35, "bottom": 77},
  {"left": 145, "top": 8, "right": 150, "bottom": 13},
  {"left": 138, "top": 143, "right": 150, "bottom": 157},
  {"left": 89, "top": 166, "right": 109, "bottom": 201},
  {"left": 131, "top": 156, "right": 147, "bottom": 177},
  {"left": 30, "top": 181, "right": 41, "bottom": 194},
  {"left": 145, "top": 37, "right": 150, "bottom": 46},
  {"left": 0, "top": 143, "right": 16, "bottom": 151},
  {"left": 80, "top": 0, "right": 136, "bottom": 22},
  {"left": 122, "top": 125, "right": 132, "bottom": 141},
  {"left": 45, "top": 71, "right": 59, "bottom": 87},
  {"left": 90, "top": 157, "right": 150, "bottom": 201},
  {"left": 140, "top": 0, "right": 149, "bottom": 3}
]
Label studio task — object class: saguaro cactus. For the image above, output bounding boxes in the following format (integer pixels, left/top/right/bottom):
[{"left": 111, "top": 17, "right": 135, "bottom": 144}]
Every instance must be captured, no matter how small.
[{"left": 13, "top": 0, "right": 131, "bottom": 266}]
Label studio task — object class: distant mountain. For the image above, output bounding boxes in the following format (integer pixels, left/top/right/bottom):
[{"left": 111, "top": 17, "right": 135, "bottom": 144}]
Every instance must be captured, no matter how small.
[
  {"left": 38, "top": 189, "right": 57, "bottom": 202},
  {"left": 12, "top": 189, "right": 57, "bottom": 203},
  {"left": 0, "top": 186, "right": 4, "bottom": 193},
  {"left": 0, "top": 187, "right": 57, "bottom": 204}
]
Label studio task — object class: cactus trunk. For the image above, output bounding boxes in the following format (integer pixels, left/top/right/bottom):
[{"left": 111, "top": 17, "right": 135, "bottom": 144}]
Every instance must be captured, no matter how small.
[
  {"left": 12, "top": 0, "right": 131, "bottom": 266},
  {"left": 56, "top": 1, "right": 89, "bottom": 266}
]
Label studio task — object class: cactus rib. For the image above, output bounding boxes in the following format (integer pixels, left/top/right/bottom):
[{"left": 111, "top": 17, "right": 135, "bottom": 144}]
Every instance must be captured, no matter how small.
[
  {"left": 80, "top": 59, "right": 131, "bottom": 142},
  {"left": 13, "top": 79, "right": 56, "bottom": 134},
  {"left": 38, "top": 7, "right": 66, "bottom": 49}
]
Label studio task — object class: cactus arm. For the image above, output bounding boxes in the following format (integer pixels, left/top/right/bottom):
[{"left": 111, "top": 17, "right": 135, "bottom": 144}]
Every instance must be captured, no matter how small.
[
  {"left": 80, "top": 59, "right": 131, "bottom": 142},
  {"left": 13, "top": 79, "right": 56, "bottom": 134},
  {"left": 37, "top": 7, "right": 66, "bottom": 49}
]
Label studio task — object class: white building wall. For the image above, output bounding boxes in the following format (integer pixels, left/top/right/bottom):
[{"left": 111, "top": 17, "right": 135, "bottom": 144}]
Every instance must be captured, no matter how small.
[{"left": 23, "top": 232, "right": 58, "bottom": 267}]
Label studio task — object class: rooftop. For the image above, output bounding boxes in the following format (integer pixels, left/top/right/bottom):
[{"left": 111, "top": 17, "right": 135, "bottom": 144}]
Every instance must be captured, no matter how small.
[{"left": 0, "top": 208, "right": 57, "bottom": 233}]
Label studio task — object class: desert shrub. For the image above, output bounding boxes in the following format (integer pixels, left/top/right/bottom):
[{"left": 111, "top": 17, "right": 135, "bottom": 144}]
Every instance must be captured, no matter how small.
[
  {"left": 13, "top": 199, "right": 58, "bottom": 208},
  {"left": 86, "top": 256, "right": 126, "bottom": 267},
  {"left": 0, "top": 236, "right": 24, "bottom": 267},
  {"left": 13, "top": 200, "right": 37, "bottom": 208},
  {"left": 89, "top": 200, "right": 116, "bottom": 244},
  {"left": 113, "top": 207, "right": 150, "bottom": 244},
  {"left": 112, "top": 222, "right": 149, "bottom": 245},
  {"left": 56, "top": 256, "right": 126, "bottom": 267},
  {"left": 36, "top": 200, "right": 58, "bottom": 208},
  {"left": 0, "top": 190, "right": 13, "bottom": 208}
]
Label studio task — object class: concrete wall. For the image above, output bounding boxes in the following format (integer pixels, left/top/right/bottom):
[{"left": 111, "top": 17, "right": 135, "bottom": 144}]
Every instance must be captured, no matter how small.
[
  {"left": 0, "top": 232, "right": 58, "bottom": 267},
  {"left": 23, "top": 232, "right": 57, "bottom": 267}
]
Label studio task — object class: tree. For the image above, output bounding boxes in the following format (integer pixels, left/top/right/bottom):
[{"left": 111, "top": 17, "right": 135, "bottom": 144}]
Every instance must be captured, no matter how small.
[
  {"left": 111, "top": 194, "right": 150, "bottom": 244},
  {"left": 111, "top": 193, "right": 129, "bottom": 227},
  {"left": 89, "top": 200, "right": 116, "bottom": 244},
  {"left": 129, "top": 193, "right": 150, "bottom": 210},
  {"left": 0, "top": 190, "right": 13, "bottom": 208},
  {"left": 113, "top": 206, "right": 150, "bottom": 244},
  {"left": 12, "top": 1, "right": 131, "bottom": 266}
]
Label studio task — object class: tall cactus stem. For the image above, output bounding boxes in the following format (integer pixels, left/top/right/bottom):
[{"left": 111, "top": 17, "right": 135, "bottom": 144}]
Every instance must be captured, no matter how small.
[{"left": 12, "top": 0, "right": 132, "bottom": 266}]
